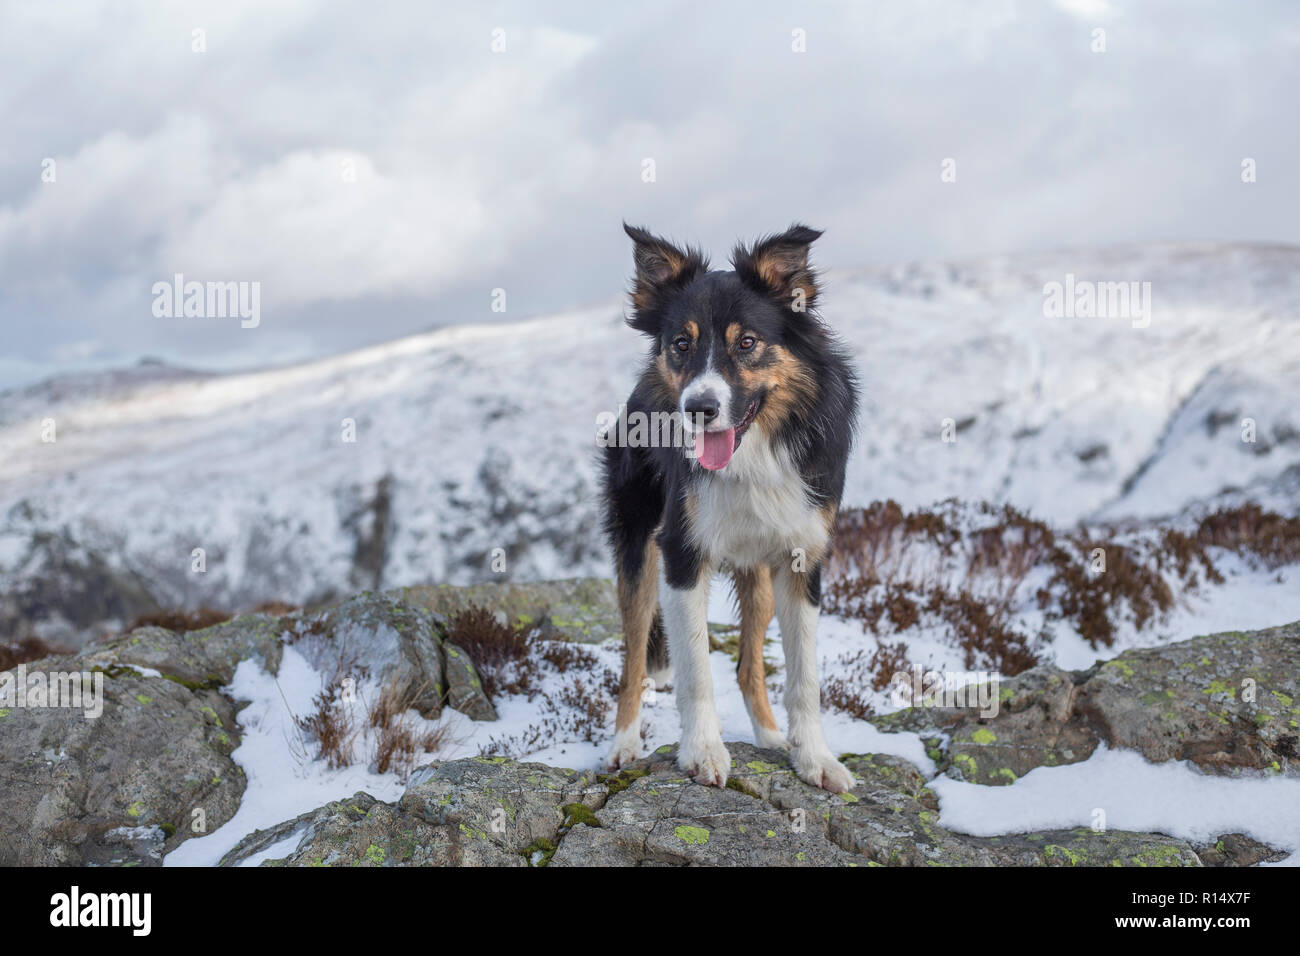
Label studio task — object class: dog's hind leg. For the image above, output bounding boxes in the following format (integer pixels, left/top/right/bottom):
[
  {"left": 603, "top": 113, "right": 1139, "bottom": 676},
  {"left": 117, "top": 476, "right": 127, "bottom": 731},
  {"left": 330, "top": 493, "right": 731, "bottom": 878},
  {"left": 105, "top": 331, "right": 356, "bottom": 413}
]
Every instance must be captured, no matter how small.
[
  {"left": 607, "top": 536, "right": 660, "bottom": 770},
  {"left": 772, "top": 560, "right": 853, "bottom": 793},
  {"left": 733, "top": 565, "right": 788, "bottom": 751},
  {"left": 645, "top": 608, "right": 669, "bottom": 690}
]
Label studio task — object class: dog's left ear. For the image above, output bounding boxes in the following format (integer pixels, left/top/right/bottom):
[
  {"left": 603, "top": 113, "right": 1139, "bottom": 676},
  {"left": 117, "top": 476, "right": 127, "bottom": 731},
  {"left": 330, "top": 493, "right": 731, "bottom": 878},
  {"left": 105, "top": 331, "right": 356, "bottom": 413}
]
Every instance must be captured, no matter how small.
[{"left": 731, "top": 224, "right": 823, "bottom": 312}]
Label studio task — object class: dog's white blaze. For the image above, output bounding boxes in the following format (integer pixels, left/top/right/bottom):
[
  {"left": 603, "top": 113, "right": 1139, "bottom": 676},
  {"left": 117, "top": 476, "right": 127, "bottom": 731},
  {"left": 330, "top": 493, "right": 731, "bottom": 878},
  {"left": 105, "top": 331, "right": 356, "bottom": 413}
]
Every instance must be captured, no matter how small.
[
  {"left": 689, "top": 426, "right": 826, "bottom": 567},
  {"left": 674, "top": 424, "right": 851, "bottom": 790},
  {"left": 679, "top": 355, "right": 733, "bottom": 430}
]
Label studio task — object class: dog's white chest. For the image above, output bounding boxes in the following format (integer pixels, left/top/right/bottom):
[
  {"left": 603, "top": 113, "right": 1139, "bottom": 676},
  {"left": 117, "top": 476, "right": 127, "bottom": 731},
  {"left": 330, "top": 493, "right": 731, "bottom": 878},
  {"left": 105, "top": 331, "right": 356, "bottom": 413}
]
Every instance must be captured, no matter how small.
[{"left": 689, "top": 430, "right": 826, "bottom": 567}]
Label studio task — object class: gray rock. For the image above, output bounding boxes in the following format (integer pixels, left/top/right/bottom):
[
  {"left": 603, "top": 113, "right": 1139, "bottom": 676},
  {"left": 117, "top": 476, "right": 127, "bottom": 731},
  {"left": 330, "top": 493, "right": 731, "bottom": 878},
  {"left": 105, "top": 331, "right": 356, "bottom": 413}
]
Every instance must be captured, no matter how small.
[
  {"left": 84, "top": 825, "right": 168, "bottom": 867},
  {"left": 399, "top": 756, "right": 605, "bottom": 855},
  {"left": 871, "top": 620, "right": 1300, "bottom": 784},
  {"left": 287, "top": 594, "right": 448, "bottom": 716},
  {"left": 578, "top": 743, "right": 1205, "bottom": 867},
  {"left": 400, "top": 578, "right": 620, "bottom": 644},
  {"left": 1193, "top": 832, "right": 1290, "bottom": 867},
  {"left": 82, "top": 615, "right": 285, "bottom": 689},
  {"left": 219, "top": 792, "right": 457, "bottom": 867},
  {"left": 1075, "top": 622, "right": 1300, "bottom": 777},
  {"left": 0, "top": 590, "right": 502, "bottom": 865},
  {"left": 551, "top": 752, "right": 857, "bottom": 867},
  {"left": 440, "top": 642, "right": 497, "bottom": 721},
  {"left": 284, "top": 592, "right": 497, "bottom": 722},
  {"left": 6, "top": 582, "right": 1292, "bottom": 868},
  {"left": 223, "top": 757, "right": 607, "bottom": 866},
  {"left": 0, "top": 662, "right": 243, "bottom": 865},
  {"left": 222, "top": 742, "right": 1218, "bottom": 867}
]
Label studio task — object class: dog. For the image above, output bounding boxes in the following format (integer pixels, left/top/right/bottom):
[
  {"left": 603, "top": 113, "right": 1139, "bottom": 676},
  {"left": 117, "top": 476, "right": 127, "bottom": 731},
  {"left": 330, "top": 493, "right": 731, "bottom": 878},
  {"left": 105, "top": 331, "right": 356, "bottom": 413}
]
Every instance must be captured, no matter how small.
[{"left": 601, "top": 222, "right": 858, "bottom": 792}]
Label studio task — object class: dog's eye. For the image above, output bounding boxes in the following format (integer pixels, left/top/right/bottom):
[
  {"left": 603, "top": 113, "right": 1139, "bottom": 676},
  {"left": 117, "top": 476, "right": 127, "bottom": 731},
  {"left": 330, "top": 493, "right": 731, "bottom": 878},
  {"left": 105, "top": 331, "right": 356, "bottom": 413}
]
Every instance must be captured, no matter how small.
[
  {"left": 738, "top": 335, "right": 757, "bottom": 351},
  {"left": 672, "top": 336, "right": 691, "bottom": 353}
]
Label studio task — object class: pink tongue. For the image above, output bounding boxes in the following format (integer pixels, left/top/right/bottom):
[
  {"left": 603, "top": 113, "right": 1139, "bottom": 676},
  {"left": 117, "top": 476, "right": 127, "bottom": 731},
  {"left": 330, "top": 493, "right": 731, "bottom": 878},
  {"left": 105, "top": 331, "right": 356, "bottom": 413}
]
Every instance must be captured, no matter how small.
[{"left": 695, "top": 427, "right": 736, "bottom": 471}]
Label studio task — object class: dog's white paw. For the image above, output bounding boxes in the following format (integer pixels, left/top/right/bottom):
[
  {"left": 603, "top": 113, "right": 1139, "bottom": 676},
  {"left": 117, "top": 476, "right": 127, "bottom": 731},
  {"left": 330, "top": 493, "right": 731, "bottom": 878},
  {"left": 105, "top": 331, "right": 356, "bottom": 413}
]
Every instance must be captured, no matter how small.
[
  {"left": 791, "top": 747, "right": 854, "bottom": 794},
  {"left": 679, "top": 735, "right": 731, "bottom": 788},
  {"left": 604, "top": 727, "right": 641, "bottom": 771},
  {"left": 754, "top": 726, "right": 791, "bottom": 751}
]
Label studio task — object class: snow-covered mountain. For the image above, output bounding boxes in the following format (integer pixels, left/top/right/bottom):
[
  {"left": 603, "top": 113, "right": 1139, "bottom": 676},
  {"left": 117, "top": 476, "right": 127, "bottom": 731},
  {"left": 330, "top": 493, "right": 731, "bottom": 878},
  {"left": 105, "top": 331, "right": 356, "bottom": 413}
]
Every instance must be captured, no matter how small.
[{"left": 2, "top": 242, "right": 1298, "bottom": 645}]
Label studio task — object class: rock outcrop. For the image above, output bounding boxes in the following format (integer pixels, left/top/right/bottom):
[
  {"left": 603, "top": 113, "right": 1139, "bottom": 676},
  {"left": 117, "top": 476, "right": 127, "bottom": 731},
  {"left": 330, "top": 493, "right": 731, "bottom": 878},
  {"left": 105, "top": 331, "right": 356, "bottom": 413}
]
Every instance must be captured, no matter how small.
[
  {"left": 872, "top": 620, "right": 1300, "bottom": 785},
  {"left": 0, "top": 592, "right": 495, "bottom": 865},
  {"left": 398, "top": 578, "right": 621, "bottom": 644},
  {"left": 1, "top": 576, "right": 1295, "bottom": 867},
  {"left": 220, "top": 743, "right": 1214, "bottom": 867}
]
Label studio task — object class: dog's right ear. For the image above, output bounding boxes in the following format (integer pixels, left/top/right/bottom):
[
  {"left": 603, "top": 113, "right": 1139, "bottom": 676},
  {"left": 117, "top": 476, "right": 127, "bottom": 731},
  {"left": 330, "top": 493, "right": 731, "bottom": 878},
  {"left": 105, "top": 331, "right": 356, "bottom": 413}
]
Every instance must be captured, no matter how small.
[
  {"left": 731, "top": 224, "right": 823, "bottom": 313},
  {"left": 623, "top": 223, "right": 708, "bottom": 334}
]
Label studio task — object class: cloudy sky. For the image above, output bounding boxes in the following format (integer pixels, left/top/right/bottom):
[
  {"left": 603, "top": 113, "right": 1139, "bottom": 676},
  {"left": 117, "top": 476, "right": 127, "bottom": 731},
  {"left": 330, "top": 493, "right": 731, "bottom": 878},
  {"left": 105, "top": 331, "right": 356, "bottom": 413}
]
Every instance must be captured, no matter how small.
[{"left": 1, "top": 0, "right": 1297, "bottom": 388}]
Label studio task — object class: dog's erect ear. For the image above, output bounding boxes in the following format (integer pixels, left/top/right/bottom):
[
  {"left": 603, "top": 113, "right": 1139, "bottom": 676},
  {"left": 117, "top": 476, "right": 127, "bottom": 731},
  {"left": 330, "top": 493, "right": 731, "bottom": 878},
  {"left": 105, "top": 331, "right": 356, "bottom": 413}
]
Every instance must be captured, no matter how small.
[
  {"left": 623, "top": 223, "right": 708, "bottom": 332},
  {"left": 731, "top": 224, "right": 823, "bottom": 312}
]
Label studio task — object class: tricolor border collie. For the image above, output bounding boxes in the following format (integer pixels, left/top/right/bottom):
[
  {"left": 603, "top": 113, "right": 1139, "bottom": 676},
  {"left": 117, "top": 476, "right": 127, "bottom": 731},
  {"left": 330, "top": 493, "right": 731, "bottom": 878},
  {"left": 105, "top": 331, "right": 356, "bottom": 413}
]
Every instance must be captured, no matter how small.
[{"left": 602, "top": 223, "right": 858, "bottom": 792}]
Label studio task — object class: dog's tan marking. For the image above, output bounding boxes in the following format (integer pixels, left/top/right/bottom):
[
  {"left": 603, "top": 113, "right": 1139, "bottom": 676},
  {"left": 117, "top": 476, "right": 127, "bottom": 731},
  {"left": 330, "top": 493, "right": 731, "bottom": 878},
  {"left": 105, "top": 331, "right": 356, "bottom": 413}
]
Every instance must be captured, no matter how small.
[
  {"left": 682, "top": 489, "right": 699, "bottom": 536},
  {"left": 738, "top": 344, "right": 818, "bottom": 433},
  {"left": 743, "top": 242, "right": 818, "bottom": 305},
  {"left": 724, "top": 322, "right": 741, "bottom": 347},
  {"left": 734, "top": 565, "right": 779, "bottom": 732},
  {"left": 631, "top": 246, "right": 704, "bottom": 312},
  {"left": 652, "top": 353, "right": 684, "bottom": 405},
  {"left": 798, "top": 537, "right": 830, "bottom": 570},
  {"left": 684, "top": 319, "right": 699, "bottom": 341},
  {"left": 613, "top": 537, "right": 660, "bottom": 739},
  {"left": 818, "top": 499, "right": 839, "bottom": 535}
]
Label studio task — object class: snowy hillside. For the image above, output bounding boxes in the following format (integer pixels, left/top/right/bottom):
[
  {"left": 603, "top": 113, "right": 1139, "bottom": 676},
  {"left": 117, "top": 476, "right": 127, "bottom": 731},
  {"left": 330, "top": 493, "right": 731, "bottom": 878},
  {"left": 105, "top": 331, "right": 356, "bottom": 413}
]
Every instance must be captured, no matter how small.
[{"left": 1, "top": 242, "right": 1298, "bottom": 645}]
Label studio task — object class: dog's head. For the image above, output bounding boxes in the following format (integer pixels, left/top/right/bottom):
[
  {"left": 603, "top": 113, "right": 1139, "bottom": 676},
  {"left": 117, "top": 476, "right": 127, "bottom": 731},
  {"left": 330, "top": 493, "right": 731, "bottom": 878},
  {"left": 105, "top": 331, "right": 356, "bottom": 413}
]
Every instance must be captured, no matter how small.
[{"left": 623, "top": 223, "right": 824, "bottom": 471}]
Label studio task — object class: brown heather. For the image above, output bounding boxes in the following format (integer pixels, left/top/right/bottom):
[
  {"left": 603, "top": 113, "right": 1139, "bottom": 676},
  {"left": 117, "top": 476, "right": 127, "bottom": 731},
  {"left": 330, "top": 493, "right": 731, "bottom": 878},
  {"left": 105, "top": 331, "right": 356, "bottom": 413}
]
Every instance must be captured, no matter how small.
[
  {"left": 1186, "top": 502, "right": 1300, "bottom": 567},
  {"left": 444, "top": 605, "right": 537, "bottom": 700},
  {"left": 821, "top": 639, "right": 910, "bottom": 720},
  {"left": 126, "top": 606, "right": 233, "bottom": 633},
  {"left": 371, "top": 675, "right": 448, "bottom": 778},
  {"left": 126, "top": 601, "right": 300, "bottom": 635},
  {"left": 296, "top": 688, "right": 358, "bottom": 770},
  {"left": 823, "top": 500, "right": 1300, "bottom": 684},
  {"left": 443, "top": 606, "right": 623, "bottom": 759},
  {"left": 0, "top": 635, "right": 69, "bottom": 669},
  {"left": 295, "top": 673, "right": 449, "bottom": 781}
]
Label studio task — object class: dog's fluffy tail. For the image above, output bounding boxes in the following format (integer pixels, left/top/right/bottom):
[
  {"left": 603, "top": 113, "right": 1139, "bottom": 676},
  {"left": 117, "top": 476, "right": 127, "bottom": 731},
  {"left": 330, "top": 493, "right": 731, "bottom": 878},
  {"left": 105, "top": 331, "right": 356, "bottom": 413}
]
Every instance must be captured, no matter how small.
[{"left": 646, "top": 608, "right": 670, "bottom": 688}]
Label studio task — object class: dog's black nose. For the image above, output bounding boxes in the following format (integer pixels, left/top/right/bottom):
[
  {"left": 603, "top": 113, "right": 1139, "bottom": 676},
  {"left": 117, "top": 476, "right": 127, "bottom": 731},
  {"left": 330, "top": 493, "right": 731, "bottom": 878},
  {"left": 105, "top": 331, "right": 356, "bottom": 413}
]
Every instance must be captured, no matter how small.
[{"left": 684, "top": 393, "right": 720, "bottom": 424}]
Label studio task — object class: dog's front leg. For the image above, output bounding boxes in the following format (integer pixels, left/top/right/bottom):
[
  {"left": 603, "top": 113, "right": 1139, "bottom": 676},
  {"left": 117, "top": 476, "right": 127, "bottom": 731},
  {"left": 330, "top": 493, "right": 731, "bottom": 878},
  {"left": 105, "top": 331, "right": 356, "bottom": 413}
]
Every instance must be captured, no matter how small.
[
  {"left": 660, "top": 563, "right": 730, "bottom": 787},
  {"left": 773, "top": 561, "right": 854, "bottom": 793}
]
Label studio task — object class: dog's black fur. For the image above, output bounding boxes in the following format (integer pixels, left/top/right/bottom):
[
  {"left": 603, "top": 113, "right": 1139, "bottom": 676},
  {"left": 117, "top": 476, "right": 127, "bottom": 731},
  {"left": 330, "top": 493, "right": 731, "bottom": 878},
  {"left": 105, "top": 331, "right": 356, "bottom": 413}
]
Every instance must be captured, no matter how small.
[{"left": 602, "top": 223, "right": 857, "bottom": 676}]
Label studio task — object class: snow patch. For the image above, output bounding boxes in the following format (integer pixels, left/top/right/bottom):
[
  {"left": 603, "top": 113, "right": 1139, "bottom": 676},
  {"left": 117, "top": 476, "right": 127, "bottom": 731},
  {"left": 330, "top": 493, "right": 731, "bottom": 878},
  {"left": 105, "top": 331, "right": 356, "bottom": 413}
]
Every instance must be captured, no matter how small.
[{"left": 930, "top": 746, "right": 1300, "bottom": 866}]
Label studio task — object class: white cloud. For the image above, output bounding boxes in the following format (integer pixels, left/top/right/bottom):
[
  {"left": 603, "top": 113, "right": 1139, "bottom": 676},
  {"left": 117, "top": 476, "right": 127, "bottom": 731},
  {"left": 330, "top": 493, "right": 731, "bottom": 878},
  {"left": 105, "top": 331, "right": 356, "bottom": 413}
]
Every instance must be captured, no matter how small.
[
  {"left": 1054, "top": 0, "right": 1114, "bottom": 20},
  {"left": 158, "top": 150, "right": 489, "bottom": 303},
  {"left": 1, "top": 0, "right": 1296, "bottom": 387}
]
